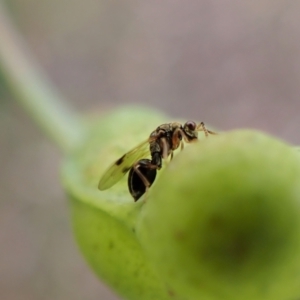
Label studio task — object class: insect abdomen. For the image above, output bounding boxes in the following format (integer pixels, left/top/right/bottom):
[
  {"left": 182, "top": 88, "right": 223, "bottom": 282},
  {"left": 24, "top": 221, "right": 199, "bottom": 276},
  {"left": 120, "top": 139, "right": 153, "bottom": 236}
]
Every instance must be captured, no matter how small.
[{"left": 128, "top": 159, "right": 157, "bottom": 201}]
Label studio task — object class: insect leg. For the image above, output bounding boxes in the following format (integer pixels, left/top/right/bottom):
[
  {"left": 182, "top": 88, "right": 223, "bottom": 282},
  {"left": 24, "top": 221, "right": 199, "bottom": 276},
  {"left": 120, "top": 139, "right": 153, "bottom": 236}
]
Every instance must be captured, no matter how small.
[
  {"left": 160, "top": 137, "right": 169, "bottom": 160},
  {"left": 128, "top": 159, "right": 158, "bottom": 201},
  {"left": 170, "top": 151, "right": 174, "bottom": 160},
  {"left": 173, "top": 127, "right": 193, "bottom": 147},
  {"left": 132, "top": 161, "right": 158, "bottom": 188},
  {"left": 171, "top": 128, "right": 183, "bottom": 150}
]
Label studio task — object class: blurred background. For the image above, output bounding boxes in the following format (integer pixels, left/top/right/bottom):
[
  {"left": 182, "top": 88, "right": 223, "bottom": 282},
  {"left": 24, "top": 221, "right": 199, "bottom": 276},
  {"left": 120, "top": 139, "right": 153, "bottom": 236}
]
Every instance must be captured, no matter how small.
[{"left": 1, "top": 1, "right": 300, "bottom": 299}]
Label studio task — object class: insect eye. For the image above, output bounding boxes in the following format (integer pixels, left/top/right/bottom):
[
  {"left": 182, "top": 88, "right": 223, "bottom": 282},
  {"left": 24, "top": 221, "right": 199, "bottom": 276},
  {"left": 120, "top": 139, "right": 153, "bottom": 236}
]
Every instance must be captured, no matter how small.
[{"left": 185, "top": 121, "right": 196, "bottom": 131}]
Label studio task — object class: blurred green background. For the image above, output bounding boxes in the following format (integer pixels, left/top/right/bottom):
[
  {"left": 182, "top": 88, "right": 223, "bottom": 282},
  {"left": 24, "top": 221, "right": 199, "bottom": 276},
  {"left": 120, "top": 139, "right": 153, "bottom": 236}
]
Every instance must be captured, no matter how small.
[{"left": 1, "top": 1, "right": 300, "bottom": 299}]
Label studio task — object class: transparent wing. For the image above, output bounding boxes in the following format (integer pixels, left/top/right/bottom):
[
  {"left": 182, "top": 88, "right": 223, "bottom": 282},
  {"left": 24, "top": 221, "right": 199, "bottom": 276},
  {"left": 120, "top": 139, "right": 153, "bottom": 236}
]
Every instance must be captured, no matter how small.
[{"left": 98, "top": 138, "right": 152, "bottom": 190}]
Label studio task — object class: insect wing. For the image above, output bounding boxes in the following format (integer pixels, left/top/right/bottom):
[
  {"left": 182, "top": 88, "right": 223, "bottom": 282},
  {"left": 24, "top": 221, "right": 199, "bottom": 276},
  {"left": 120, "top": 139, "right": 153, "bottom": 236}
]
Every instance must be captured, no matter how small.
[{"left": 98, "top": 138, "right": 151, "bottom": 190}]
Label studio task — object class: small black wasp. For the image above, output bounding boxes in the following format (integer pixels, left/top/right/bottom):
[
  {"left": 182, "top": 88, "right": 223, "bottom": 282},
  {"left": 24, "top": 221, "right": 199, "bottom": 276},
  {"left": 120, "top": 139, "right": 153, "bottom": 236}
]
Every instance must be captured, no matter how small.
[{"left": 98, "top": 121, "right": 216, "bottom": 201}]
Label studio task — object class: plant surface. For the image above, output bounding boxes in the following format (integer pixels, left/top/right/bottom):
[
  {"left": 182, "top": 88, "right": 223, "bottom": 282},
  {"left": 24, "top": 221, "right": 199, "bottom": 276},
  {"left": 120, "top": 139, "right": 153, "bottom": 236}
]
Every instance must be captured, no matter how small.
[{"left": 1, "top": 3, "right": 300, "bottom": 300}]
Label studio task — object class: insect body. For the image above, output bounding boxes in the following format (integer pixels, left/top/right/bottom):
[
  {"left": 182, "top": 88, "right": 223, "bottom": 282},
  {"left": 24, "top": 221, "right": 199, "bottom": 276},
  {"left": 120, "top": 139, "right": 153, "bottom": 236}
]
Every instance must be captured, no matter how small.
[
  {"left": 98, "top": 121, "right": 216, "bottom": 201},
  {"left": 128, "top": 159, "right": 157, "bottom": 201}
]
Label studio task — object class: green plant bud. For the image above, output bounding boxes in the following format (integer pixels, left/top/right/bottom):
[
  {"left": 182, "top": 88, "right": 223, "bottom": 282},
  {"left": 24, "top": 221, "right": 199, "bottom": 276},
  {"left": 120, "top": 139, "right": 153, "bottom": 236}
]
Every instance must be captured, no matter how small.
[
  {"left": 138, "top": 130, "right": 300, "bottom": 300},
  {"left": 62, "top": 107, "right": 171, "bottom": 300}
]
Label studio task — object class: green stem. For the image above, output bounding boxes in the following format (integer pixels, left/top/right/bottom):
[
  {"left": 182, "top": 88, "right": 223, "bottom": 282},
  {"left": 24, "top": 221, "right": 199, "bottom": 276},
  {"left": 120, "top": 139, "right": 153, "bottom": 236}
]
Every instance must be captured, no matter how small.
[{"left": 0, "top": 3, "right": 85, "bottom": 153}]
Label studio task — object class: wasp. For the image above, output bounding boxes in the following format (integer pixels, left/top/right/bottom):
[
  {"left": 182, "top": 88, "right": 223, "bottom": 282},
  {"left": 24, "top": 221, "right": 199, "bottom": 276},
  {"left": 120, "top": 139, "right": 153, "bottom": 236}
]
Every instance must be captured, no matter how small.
[{"left": 98, "top": 121, "right": 216, "bottom": 201}]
